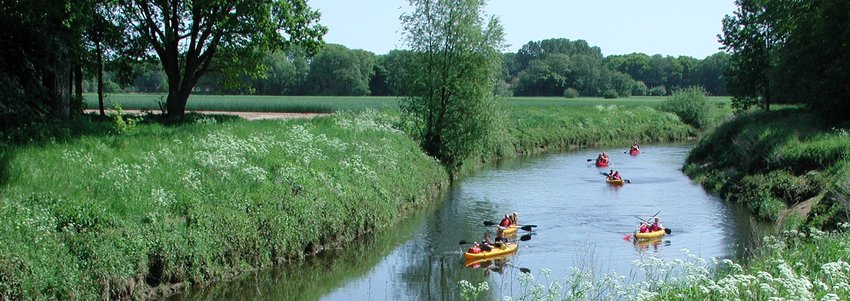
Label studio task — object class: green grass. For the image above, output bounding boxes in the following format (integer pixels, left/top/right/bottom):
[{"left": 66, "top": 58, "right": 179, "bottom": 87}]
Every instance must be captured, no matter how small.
[
  {"left": 83, "top": 93, "right": 730, "bottom": 113},
  {"left": 506, "top": 105, "right": 695, "bottom": 155},
  {"left": 683, "top": 108, "right": 850, "bottom": 225},
  {"left": 0, "top": 111, "right": 448, "bottom": 300},
  {"left": 82, "top": 94, "right": 401, "bottom": 113}
]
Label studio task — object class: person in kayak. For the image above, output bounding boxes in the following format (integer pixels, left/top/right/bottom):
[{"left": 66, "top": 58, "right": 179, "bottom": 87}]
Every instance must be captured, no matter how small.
[
  {"left": 510, "top": 212, "right": 518, "bottom": 225},
  {"left": 638, "top": 221, "right": 651, "bottom": 233},
  {"left": 468, "top": 242, "right": 482, "bottom": 254},
  {"left": 499, "top": 214, "right": 512, "bottom": 227},
  {"left": 631, "top": 141, "right": 640, "bottom": 151},
  {"left": 612, "top": 171, "right": 622, "bottom": 180},
  {"left": 494, "top": 227, "right": 509, "bottom": 244},
  {"left": 482, "top": 232, "right": 493, "bottom": 246},
  {"left": 648, "top": 217, "right": 663, "bottom": 232}
]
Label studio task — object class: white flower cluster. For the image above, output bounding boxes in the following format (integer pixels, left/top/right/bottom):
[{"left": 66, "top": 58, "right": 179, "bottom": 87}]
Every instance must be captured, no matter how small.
[{"left": 333, "top": 109, "right": 402, "bottom": 134}]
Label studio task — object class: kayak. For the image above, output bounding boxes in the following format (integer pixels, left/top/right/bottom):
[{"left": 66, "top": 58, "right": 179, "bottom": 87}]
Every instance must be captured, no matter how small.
[
  {"left": 464, "top": 242, "right": 518, "bottom": 260},
  {"left": 629, "top": 149, "right": 640, "bottom": 155},
  {"left": 502, "top": 225, "right": 519, "bottom": 235},
  {"left": 464, "top": 253, "right": 513, "bottom": 268},
  {"left": 606, "top": 179, "right": 625, "bottom": 185},
  {"left": 595, "top": 160, "right": 609, "bottom": 167},
  {"left": 633, "top": 229, "right": 666, "bottom": 240}
]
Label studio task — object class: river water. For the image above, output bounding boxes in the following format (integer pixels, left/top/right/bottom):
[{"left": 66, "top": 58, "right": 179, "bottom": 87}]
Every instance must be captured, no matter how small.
[{"left": 170, "top": 144, "right": 768, "bottom": 301}]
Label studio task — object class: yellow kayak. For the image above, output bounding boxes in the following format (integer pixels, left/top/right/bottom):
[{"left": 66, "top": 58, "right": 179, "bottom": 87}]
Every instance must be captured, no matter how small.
[
  {"left": 463, "top": 243, "right": 518, "bottom": 260},
  {"left": 502, "top": 225, "right": 519, "bottom": 235},
  {"left": 633, "top": 229, "right": 666, "bottom": 240},
  {"left": 464, "top": 253, "right": 513, "bottom": 268},
  {"left": 606, "top": 179, "right": 625, "bottom": 185}
]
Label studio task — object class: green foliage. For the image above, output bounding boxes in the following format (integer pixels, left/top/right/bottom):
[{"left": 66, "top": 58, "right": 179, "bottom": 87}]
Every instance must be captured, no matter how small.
[
  {"left": 0, "top": 111, "right": 448, "bottom": 299},
  {"left": 505, "top": 105, "right": 694, "bottom": 155},
  {"left": 562, "top": 88, "right": 580, "bottom": 98},
  {"left": 685, "top": 108, "right": 850, "bottom": 225},
  {"left": 304, "top": 44, "right": 376, "bottom": 96},
  {"left": 119, "top": 0, "right": 327, "bottom": 116},
  {"left": 603, "top": 89, "right": 618, "bottom": 99},
  {"left": 649, "top": 85, "right": 667, "bottom": 96},
  {"left": 109, "top": 104, "right": 142, "bottom": 135},
  {"left": 400, "top": 0, "right": 506, "bottom": 169},
  {"left": 658, "top": 86, "right": 715, "bottom": 129},
  {"left": 632, "top": 80, "right": 648, "bottom": 96}
]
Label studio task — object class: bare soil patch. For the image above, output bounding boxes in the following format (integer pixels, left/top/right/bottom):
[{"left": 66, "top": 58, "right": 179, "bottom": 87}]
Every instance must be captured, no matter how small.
[{"left": 84, "top": 109, "right": 330, "bottom": 120}]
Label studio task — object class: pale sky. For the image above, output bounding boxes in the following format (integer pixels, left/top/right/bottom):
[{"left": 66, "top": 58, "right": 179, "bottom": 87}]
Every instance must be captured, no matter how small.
[{"left": 310, "top": 0, "right": 737, "bottom": 59}]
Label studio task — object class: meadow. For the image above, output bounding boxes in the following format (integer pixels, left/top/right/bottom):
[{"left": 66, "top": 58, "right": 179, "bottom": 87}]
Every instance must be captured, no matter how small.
[{"left": 82, "top": 93, "right": 730, "bottom": 113}]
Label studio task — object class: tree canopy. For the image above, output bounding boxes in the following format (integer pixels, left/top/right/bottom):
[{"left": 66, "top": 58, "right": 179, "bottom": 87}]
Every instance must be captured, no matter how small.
[
  {"left": 400, "top": 0, "right": 506, "bottom": 168},
  {"left": 119, "top": 0, "right": 327, "bottom": 116}
]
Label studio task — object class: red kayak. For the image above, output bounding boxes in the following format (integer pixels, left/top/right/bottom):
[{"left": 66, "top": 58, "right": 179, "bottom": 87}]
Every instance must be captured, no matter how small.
[
  {"left": 629, "top": 149, "right": 640, "bottom": 155},
  {"left": 595, "top": 159, "right": 609, "bottom": 167}
]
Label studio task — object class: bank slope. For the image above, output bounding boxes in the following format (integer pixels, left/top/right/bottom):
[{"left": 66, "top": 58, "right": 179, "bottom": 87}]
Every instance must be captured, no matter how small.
[{"left": 0, "top": 111, "right": 447, "bottom": 300}]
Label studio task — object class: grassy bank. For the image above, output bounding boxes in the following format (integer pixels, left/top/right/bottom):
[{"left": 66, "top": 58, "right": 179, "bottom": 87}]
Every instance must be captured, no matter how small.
[
  {"left": 683, "top": 108, "right": 850, "bottom": 226},
  {"left": 461, "top": 226, "right": 850, "bottom": 301},
  {"left": 507, "top": 105, "right": 695, "bottom": 155},
  {"left": 0, "top": 111, "right": 447, "bottom": 300}
]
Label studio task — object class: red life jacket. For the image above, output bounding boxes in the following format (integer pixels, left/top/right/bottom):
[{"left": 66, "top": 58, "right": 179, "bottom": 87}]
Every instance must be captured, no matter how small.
[
  {"left": 499, "top": 218, "right": 511, "bottom": 227},
  {"left": 468, "top": 246, "right": 481, "bottom": 254}
]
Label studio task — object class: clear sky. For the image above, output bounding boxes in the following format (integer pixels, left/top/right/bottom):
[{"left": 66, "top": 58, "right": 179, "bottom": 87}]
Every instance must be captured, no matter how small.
[{"left": 310, "top": 0, "right": 737, "bottom": 59}]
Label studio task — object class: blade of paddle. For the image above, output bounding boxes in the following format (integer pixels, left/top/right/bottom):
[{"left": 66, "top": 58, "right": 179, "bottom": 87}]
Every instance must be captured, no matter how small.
[
  {"left": 520, "top": 225, "right": 535, "bottom": 231},
  {"left": 459, "top": 240, "right": 469, "bottom": 245},
  {"left": 664, "top": 228, "right": 672, "bottom": 234},
  {"left": 519, "top": 234, "right": 532, "bottom": 241},
  {"left": 483, "top": 221, "right": 497, "bottom": 226}
]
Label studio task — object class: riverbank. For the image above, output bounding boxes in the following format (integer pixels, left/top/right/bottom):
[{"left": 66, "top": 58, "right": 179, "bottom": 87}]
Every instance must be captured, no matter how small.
[
  {"left": 0, "top": 103, "right": 699, "bottom": 300},
  {"left": 683, "top": 108, "right": 850, "bottom": 227},
  {"left": 0, "top": 111, "right": 448, "bottom": 300}
]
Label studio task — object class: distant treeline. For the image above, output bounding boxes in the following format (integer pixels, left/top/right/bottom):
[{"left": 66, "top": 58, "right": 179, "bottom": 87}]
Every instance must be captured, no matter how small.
[{"left": 103, "top": 39, "right": 730, "bottom": 98}]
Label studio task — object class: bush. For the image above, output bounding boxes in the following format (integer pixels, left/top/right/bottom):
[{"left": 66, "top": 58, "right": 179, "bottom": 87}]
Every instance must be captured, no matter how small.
[
  {"left": 603, "top": 89, "right": 618, "bottom": 99},
  {"left": 562, "top": 88, "right": 579, "bottom": 98},
  {"left": 658, "top": 86, "right": 714, "bottom": 129},
  {"left": 632, "top": 81, "right": 648, "bottom": 96},
  {"left": 649, "top": 85, "right": 667, "bottom": 96}
]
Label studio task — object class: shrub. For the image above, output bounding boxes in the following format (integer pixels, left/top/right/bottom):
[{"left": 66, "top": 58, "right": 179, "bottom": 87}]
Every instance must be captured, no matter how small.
[
  {"left": 603, "top": 89, "right": 618, "bottom": 99},
  {"left": 632, "top": 81, "right": 648, "bottom": 96},
  {"left": 658, "top": 86, "right": 714, "bottom": 129},
  {"left": 649, "top": 85, "right": 667, "bottom": 96},
  {"left": 562, "top": 88, "right": 579, "bottom": 98}
]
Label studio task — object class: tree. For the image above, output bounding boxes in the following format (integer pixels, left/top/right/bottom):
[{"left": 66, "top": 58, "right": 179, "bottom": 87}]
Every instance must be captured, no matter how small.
[
  {"left": 304, "top": 44, "right": 376, "bottom": 96},
  {"left": 400, "top": 0, "right": 505, "bottom": 168},
  {"left": 720, "top": 0, "right": 777, "bottom": 111},
  {"left": 254, "top": 48, "right": 309, "bottom": 95},
  {"left": 118, "top": 0, "right": 326, "bottom": 116}
]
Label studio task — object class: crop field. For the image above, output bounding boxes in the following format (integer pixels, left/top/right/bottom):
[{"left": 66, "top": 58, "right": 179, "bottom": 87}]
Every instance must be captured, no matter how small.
[{"left": 83, "top": 93, "right": 731, "bottom": 113}]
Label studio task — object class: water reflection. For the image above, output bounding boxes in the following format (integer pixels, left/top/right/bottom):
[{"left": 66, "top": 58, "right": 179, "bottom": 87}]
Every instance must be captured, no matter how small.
[{"left": 170, "top": 144, "right": 773, "bottom": 301}]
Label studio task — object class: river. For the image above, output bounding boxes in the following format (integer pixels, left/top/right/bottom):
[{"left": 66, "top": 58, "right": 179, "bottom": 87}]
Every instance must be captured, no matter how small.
[{"left": 169, "top": 144, "right": 769, "bottom": 300}]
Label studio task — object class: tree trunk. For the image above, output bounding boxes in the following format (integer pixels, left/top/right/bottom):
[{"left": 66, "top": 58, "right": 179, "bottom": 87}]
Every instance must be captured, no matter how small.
[
  {"left": 96, "top": 39, "right": 105, "bottom": 116},
  {"left": 74, "top": 64, "right": 83, "bottom": 98},
  {"left": 45, "top": 63, "right": 71, "bottom": 118},
  {"left": 166, "top": 89, "right": 190, "bottom": 117}
]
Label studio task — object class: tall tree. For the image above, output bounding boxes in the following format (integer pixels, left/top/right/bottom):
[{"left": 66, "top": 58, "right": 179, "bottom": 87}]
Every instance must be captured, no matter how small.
[
  {"left": 304, "top": 44, "right": 376, "bottom": 96},
  {"left": 400, "top": 0, "right": 505, "bottom": 168},
  {"left": 119, "top": 0, "right": 326, "bottom": 116},
  {"left": 720, "top": 0, "right": 779, "bottom": 111}
]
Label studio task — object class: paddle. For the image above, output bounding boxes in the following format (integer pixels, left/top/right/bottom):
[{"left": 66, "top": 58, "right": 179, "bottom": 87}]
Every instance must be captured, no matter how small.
[
  {"left": 624, "top": 211, "right": 671, "bottom": 239},
  {"left": 601, "top": 172, "right": 631, "bottom": 183},
  {"left": 482, "top": 221, "right": 537, "bottom": 232}
]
